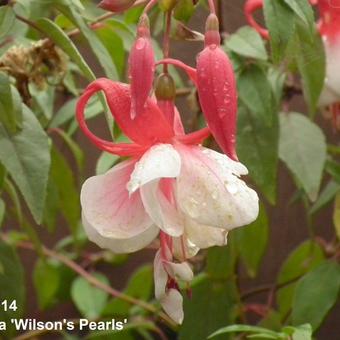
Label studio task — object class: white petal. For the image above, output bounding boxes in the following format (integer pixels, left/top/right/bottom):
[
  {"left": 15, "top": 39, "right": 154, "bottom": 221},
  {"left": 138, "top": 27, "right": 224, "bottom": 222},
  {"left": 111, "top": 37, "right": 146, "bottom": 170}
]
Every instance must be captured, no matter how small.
[
  {"left": 176, "top": 145, "right": 259, "bottom": 230},
  {"left": 140, "top": 180, "right": 184, "bottom": 236},
  {"left": 160, "top": 289, "right": 184, "bottom": 324},
  {"left": 172, "top": 236, "right": 200, "bottom": 260},
  {"left": 127, "top": 144, "right": 181, "bottom": 194},
  {"left": 184, "top": 216, "right": 228, "bottom": 249},
  {"left": 164, "top": 261, "right": 193, "bottom": 282},
  {"left": 319, "top": 38, "right": 340, "bottom": 107},
  {"left": 82, "top": 213, "right": 158, "bottom": 253},
  {"left": 154, "top": 250, "right": 168, "bottom": 300},
  {"left": 81, "top": 160, "right": 153, "bottom": 239}
]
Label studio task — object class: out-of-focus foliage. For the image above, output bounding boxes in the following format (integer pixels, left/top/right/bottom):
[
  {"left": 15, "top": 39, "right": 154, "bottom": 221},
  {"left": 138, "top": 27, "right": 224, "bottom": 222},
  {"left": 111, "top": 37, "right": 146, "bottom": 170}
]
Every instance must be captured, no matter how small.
[{"left": 0, "top": 0, "right": 339, "bottom": 339}]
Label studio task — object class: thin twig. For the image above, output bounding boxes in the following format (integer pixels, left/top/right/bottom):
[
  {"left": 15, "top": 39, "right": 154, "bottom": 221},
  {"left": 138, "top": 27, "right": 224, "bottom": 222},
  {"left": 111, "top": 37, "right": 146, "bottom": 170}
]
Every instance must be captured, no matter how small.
[{"left": 0, "top": 235, "right": 177, "bottom": 329}]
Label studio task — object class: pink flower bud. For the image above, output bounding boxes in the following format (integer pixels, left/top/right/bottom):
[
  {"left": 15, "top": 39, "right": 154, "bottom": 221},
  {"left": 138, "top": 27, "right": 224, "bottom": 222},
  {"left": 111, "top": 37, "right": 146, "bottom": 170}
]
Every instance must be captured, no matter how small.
[
  {"left": 128, "top": 14, "right": 155, "bottom": 119},
  {"left": 196, "top": 14, "right": 238, "bottom": 160},
  {"left": 98, "top": 0, "right": 136, "bottom": 12}
]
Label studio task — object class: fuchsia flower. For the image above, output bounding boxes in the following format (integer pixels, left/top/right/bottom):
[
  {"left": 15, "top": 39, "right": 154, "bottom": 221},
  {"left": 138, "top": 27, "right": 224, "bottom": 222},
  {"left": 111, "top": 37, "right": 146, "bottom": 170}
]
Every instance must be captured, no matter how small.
[
  {"left": 76, "top": 10, "right": 259, "bottom": 323},
  {"left": 244, "top": 0, "right": 340, "bottom": 129}
]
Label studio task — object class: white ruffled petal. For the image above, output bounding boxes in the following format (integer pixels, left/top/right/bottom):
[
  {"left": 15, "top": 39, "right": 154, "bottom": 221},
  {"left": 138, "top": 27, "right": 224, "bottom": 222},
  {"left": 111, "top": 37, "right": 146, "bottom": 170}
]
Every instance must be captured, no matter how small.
[
  {"left": 82, "top": 213, "right": 158, "bottom": 253},
  {"left": 176, "top": 145, "right": 259, "bottom": 230},
  {"left": 154, "top": 250, "right": 168, "bottom": 300},
  {"left": 127, "top": 144, "right": 181, "bottom": 194}
]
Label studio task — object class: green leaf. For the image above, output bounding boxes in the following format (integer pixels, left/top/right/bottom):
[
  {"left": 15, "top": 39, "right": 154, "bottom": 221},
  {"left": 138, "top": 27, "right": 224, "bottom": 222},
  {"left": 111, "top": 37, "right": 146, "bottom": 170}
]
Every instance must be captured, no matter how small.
[
  {"left": 225, "top": 26, "right": 267, "bottom": 61},
  {"left": 50, "top": 146, "right": 80, "bottom": 234},
  {"left": 179, "top": 276, "right": 238, "bottom": 340},
  {"left": 71, "top": 273, "right": 109, "bottom": 319},
  {"left": 209, "top": 324, "right": 283, "bottom": 339},
  {"left": 35, "top": 18, "right": 95, "bottom": 81},
  {"left": 0, "top": 198, "right": 5, "bottom": 228},
  {"left": 0, "top": 240, "right": 25, "bottom": 337},
  {"left": 263, "top": 0, "right": 295, "bottom": 62},
  {"left": 279, "top": 112, "right": 327, "bottom": 201},
  {"left": 310, "top": 181, "right": 340, "bottom": 215},
  {"left": 0, "top": 72, "right": 18, "bottom": 134},
  {"left": 283, "top": 324, "right": 313, "bottom": 340},
  {"left": 325, "top": 159, "right": 340, "bottom": 184},
  {"left": 276, "top": 240, "right": 325, "bottom": 319},
  {"left": 96, "top": 152, "right": 120, "bottom": 175},
  {"left": 55, "top": 3, "right": 118, "bottom": 79},
  {"left": 333, "top": 193, "right": 340, "bottom": 239},
  {"left": 235, "top": 204, "right": 268, "bottom": 277},
  {"left": 292, "top": 261, "right": 340, "bottom": 330},
  {"left": 103, "top": 265, "right": 153, "bottom": 316},
  {"left": 237, "top": 65, "right": 279, "bottom": 203},
  {"left": 0, "top": 5, "right": 15, "bottom": 40},
  {"left": 282, "top": 0, "right": 314, "bottom": 29},
  {"left": 0, "top": 105, "right": 51, "bottom": 224},
  {"left": 294, "top": 23, "right": 325, "bottom": 115},
  {"left": 33, "top": 259, "right": 60, "bottom": 309}
]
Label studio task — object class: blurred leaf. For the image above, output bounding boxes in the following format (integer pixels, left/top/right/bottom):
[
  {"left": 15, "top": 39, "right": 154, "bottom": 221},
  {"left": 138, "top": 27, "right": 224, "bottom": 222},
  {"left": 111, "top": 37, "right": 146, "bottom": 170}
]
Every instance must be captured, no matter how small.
[
  {"left": 282, "top": 0, "right": 314, "bottom": 29},
  {"left": 333, "top": 193, "right": 340, "bottom": 239},
  {"left": 292, "top": 261, "right": 340, "bottom": 330},
  {"left": 180, "top": 276, "right": 238, "bottom": 340},
  {"left": 0, "top": 72, "right": 22, "bottom": 134},
  {"left": 174, "top": 0, "right": 195, "bottom": 23},
  {"left": 294, "top": 23, "right": 325, "bottom": 115},
  {"left": 0, "top": 240, "right": 25, "bottom": 337},
  {"left": 267, "top": 67, "right": 286, "bottom": 106},
  {"left": 35, "top": 18, "right": 95, "bottom": 81},
  {"left": 310, "top": 181, "right": 340, "bottom": 215},
  {"left": 71, "top": 273, "right": 109, "bottom": 319},
  {"left": 263, "top": 0, "right": 295, "bottom": 62},
  {"left": 50, "top": 146, "right": 80, "bottom": 234},
  {"left": 96, "top": 152, "right": 120, "bottom": 175},
  {"left": 282, "top": 324, "right": 313, "bottom": 340},
  {"left": 237, "top": 65, "right": 279, "bottom": 203},
  {"left": 33, "top": 259, "right": 60, "bottom": 309},
  {"left": 236, "top": 204, "right": 268, "bottom": 277},
  {"left": 96, "top": 25, "right": 125, "bottom": 78},
  {"left": 276, "top": 240, "right": 325, "bottom": 319},
  {"left": 0, "top": 5, "right": 15, "bottom": 40},
  {"left": 30, "top": 84, "right": 55, "bottom": 121},
  {"left": 279, "top": 113, "right": 326, "bottom": 201},
  {"left": 209, "top": 324, "right": 283, "bottom": 339},
  {"left": 55, "top": 2, "right": 118, "bottom": 79},
  {"left": 51, "top": 128, "right": 84, "bottom": 172},
  {"left": 0, "top": 198, "right": 5, "bottom": 228},
  {"left": 103, "top": 265, "right": 153, "bottom": 316},
  {"left": 225, "top": 26, "right": 267, "bottom": 61},
  {"left": 0, "top": 105, "right": 51, "bottom": 224},
  {"left": 325, "top": 159, "right": 340, "bottom": 184}
]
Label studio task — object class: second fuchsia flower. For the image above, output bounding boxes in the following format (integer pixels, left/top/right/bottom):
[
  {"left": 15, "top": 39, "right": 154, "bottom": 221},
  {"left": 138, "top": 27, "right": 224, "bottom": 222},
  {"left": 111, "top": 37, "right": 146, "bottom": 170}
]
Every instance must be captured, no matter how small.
[
  {"left": 77, "top": 5, "right": 259, "bottom": 324},
  {"left": 245, "top": 0, "right": 340, "bottom": 129}
]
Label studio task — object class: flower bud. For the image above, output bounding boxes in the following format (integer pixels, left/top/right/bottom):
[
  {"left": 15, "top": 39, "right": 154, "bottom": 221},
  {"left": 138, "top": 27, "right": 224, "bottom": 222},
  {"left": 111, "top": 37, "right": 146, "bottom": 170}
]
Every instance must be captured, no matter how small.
[
  {"left": 196, "top": 14, "right": 238, "bottom": 160},
  {"left": 155, "top": 73, "right": 176, "bottom": 101},
  {"left": 98, "top": 0, "right": 136, "bottom": 12},
  {"left": 128, "top": 14, "right": 155, "bottom": 119}
]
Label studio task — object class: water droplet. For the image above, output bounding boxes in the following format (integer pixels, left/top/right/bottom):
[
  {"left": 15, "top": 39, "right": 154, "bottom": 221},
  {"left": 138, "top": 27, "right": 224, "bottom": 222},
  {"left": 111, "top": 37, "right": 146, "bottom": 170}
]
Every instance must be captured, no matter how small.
[
  {"left": 226, "top": 182, "right": 238, "bottom": 194},
  {"left": 135, "top": 38, "right": 146, "bottom": 50}
]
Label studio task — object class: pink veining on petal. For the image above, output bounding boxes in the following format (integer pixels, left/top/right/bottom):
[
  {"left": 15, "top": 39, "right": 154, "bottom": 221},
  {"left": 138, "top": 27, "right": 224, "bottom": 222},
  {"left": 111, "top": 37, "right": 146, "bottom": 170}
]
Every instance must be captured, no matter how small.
[{"left": 129, "top": 14, "right": 155, "bottom": 119}]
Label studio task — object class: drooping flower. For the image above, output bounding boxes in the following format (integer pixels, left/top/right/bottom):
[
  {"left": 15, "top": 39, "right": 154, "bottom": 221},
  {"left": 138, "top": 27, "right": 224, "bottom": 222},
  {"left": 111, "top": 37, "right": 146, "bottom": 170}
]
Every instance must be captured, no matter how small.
[
  {"left": 244, "top": 0, "right": 340, "bottom": 129},
  {"left": 76, "top": 10, "right": 259, "bottom": 324}
]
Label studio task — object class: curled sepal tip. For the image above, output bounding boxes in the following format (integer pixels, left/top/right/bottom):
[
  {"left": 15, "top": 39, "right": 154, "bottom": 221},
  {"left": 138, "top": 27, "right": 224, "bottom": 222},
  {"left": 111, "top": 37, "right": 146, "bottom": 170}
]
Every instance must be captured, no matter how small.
[
  {"left": 129, "top": 14, "right": 155, "bottom": 120},
  {"left": 196, "top": 14, "right": 238, "bottom": 160},
  {"left": 98, "top": 0, "right": 136, "bottom": 12}
]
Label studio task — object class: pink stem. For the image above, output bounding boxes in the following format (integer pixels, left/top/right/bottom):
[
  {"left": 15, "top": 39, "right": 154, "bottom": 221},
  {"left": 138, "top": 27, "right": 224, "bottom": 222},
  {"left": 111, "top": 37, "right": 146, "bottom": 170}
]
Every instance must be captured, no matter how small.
[
  {"left": 208, "top": 0, "right": 216, "bottom": 14},
  {"left": 143, "top": 0, "right": 158, "bottom": 14}
]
